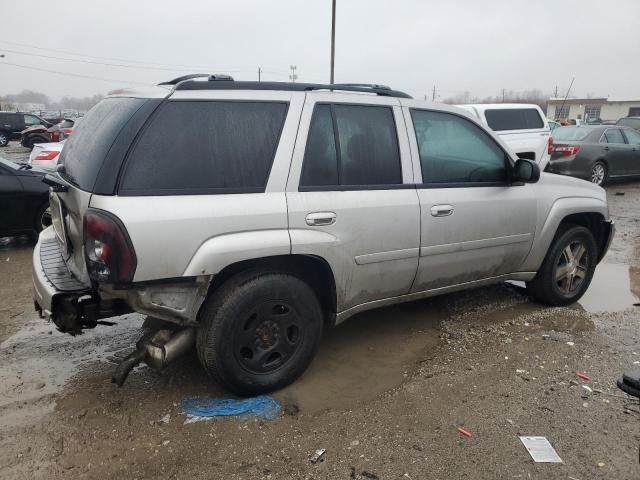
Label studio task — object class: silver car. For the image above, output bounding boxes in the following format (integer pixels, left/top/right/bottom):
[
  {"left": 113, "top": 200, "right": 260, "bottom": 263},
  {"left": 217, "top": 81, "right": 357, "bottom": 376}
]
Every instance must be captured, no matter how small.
[{"left": 33, "top": 75, "right": 614, "bottom": 394}]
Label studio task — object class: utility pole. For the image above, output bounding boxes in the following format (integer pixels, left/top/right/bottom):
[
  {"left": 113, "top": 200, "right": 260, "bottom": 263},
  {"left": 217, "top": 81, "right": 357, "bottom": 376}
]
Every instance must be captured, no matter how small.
[
  {"left": 558, "top": 77, "right": 575, "bottom": 121},
  {"left": 258, "top": 67, "right": 261, "bottom": 82},
  {"left": 554, "top": 85, "right": 558, "bottom": 98},
  {"left": 289, "top": 65, "right": 298, "bottom": 83},
  {"left": 432, "top": 85, "right": 436, "bottom": 102},
  {"left": 330, "top": 0, "right": 336, "bottom": 84},
  {"left": 502, "top": 88, "right": 505, "bottom": 102}
]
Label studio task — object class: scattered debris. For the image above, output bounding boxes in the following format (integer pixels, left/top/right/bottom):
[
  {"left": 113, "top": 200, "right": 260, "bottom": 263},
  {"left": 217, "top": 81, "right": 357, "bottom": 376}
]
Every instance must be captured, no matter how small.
[
  {"left": 350, "top": 440, "right": 360, "bottom": 447},
  {"left": 35, "top": 382, "right": 45, "bottom": 390},
  {"left": 519, "top": 436, "right": 562, "bottom": 463},
  {"left": 516, "top": 369, "right": 526, "bottom": 374},
  {"left": 566, "top": 341, "right": 575, "bottom": 347},
  {"left": 615, "top": 192, "right": 625, "bottom": 196},
  {"left": 576, "top": 372, "right": 591, "bottom": 381},
  {"left": 361, "top": 471, "right": 379, "bottom": 479},
  {"left": 180, "top": 395, "right": 281, "bottom": 420},
  {"left": 541, "top": 334, "right": 549, "bottom": 340},
  {"left": 161, "top": 440, "right": 170, "bottom": 446},
  {"left": 159, "top": 414, "right": 171, "bottom": 424},
  {"left": 569, "top": 380, "right": 579, "bottom": 387},
  {"left": 506, "top": 419, "right": 514, "bottom": 425},
  {"left": 582, "top": 385, "right": 593, "bottom": 393},
  {"left": 597, "top": 462, "right": 605, "bottom": 468},
  {"left": 309, "top": 448, "right": 326, "bottom": 464},
  {"left": 457, "top": 427, "right": 472, "bottom": 438}
]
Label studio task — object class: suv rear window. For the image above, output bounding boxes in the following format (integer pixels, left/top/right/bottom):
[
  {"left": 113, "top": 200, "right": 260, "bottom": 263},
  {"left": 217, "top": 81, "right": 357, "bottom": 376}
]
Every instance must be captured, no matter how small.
[
  {"left": 120, "top": 101, "right": 288, "bottom": 195},
  {"left": 617, "top": 118, "right": 640, "bottom": 129},
  {"left": 484, "top": 108, "right": 544, "bottom": 131},
  {"left": 60, "top": 97, "right": 147, "bottom": 190}
]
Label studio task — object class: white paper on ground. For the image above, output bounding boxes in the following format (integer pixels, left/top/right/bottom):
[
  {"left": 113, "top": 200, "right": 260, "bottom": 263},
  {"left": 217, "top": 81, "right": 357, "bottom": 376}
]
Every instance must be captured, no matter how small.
[{"left": 519, "top": 436, "right": 563, "bottom": 463}]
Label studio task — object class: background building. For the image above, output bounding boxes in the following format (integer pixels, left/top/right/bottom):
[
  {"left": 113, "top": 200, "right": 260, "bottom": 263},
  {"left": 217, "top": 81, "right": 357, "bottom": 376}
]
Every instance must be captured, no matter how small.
[{"left": 546, "top": 97, "right": 640, "bottom": 122}]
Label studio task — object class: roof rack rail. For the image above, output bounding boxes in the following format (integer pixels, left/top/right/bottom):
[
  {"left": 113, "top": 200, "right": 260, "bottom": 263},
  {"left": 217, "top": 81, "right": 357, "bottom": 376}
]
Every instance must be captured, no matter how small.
[
  {"left": 158, "top": 74, "right": 235, "bottom": 86},
  {"left": 170, "top": 77, "right": 411, "bottom": 98}
]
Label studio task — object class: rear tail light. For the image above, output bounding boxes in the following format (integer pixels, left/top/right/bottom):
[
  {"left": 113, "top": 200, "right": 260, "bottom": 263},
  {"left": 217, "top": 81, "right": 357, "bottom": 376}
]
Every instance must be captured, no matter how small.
[
  {"left": 59, "top": 128, "right": 73, "bottom": 140},
  {"left": 547, "top": 136, "right": 554, "bottom": 155},
  {"left": 34, "top": 150, "right": 60, "bottom": 161},
  {"left": 83, "top": 209, "right": 137, "bottom": 283},
  {"left": 553, "top": 145, "right": 581, "bottom": 156}
]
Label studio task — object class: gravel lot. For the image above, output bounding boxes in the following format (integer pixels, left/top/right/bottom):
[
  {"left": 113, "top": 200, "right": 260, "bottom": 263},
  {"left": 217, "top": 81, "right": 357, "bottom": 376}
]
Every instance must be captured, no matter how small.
[{"left": 1, "top": 144, "right": 639, "bottom": 479}]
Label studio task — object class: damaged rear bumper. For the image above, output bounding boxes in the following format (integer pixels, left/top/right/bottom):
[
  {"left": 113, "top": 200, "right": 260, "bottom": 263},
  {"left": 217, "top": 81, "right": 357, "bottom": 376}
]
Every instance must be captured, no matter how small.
[{"left": 32, "top": 228, "right": 130, "bottom": 334}]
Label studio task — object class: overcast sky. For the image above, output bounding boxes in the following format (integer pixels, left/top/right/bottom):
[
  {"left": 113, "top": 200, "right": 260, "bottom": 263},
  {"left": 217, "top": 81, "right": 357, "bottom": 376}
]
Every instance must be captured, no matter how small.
[{"left": 2, "top": 0, "right": 639, "bottom": 101}]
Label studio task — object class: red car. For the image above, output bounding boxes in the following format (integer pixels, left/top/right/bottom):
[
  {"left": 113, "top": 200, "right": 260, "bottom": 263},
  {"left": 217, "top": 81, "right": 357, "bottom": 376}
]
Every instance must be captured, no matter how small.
[{"left": 21, "top": 118, "right": 78, "bottom": 149}]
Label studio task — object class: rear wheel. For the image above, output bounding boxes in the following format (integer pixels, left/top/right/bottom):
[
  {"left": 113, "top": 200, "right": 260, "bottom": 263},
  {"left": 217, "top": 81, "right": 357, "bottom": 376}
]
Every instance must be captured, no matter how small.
[
  {"left": 590, "top": 161, "right": 607, "bottom": 186},
  {"left": 0, "top": 131, "right": 9, "bottom": 147},
  {"left": 526, "top": 224, "right": 598, "bottom": 306},
  {"left": 196, "top": 270, "right": 323, "bottom": 395},
  {"left": 24, "top": 135, "right": 48, "bottom": 149}
]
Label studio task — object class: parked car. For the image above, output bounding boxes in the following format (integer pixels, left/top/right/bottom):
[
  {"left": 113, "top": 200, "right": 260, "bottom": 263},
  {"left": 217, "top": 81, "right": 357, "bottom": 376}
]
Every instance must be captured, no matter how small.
[
  {"left": 29, "top": 141, "right": 64, "bottom": 170},
  {"left": 33, "top": 76, "right": 614, "bottom": 395},
  {"left": 0, "top": 157, "right": 50, "bottom": 237},
  {"left": 456, "top": 103, "right": 552, "bottom": 169},
  {"left": 616, "top": 117, "right": 640, "bottom": 132},
  {"left": 0, "top": 112, "right": 52, "bottom": 147},
  {"left": 48, "top": 118, "right": 78, "bottom": 143},
  {"left": 546, "top": 125, "right": 640, "bottom": 185},
  {"left": 21, "top": 118, "right": 79, "bottom": 149}
]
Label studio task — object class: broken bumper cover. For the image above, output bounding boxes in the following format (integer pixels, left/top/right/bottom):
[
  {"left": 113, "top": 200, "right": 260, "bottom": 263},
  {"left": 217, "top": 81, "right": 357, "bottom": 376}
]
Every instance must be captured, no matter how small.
[{"left": 32, "top": 227, "right": 91, "bottom": 321}]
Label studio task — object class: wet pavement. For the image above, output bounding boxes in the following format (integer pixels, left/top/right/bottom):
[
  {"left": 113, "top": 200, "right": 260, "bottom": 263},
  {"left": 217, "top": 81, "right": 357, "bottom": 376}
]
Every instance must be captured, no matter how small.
[{"left": 1, "top": 144, "right": 639, "bottom": 479}]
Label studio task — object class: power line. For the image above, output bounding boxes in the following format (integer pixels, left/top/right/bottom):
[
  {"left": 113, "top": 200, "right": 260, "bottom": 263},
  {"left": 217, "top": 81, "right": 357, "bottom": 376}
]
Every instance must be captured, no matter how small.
[{"left": 0, "top": 60, "right": 150, "bottom": 85}]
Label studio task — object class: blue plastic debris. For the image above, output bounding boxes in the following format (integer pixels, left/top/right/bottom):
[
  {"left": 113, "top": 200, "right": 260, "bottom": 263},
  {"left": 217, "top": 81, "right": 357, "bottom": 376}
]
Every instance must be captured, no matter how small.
[{"left": 180, "top": 395, "right": 281, "bottom": 420}]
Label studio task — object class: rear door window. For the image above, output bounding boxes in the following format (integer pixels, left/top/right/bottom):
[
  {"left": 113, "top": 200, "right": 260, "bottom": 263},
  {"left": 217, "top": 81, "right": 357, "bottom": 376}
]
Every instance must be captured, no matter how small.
[
  {"left": 603, "top": 129, "right": 625, "bottom": 144},
  {"left": 300, "top": 104, "right": 402, "bottom": 188},
  {"left": 23, "top": 115, "right": 41, "bottom": 126},
  {"left": 484, "top": 108, "right": 544, "bottom": 131},
  {"left": 120, "top": 101, "right": 288, "bottom": 195},
  {"left": 622, "top": 129, "right": 640, "bottom": 145}
]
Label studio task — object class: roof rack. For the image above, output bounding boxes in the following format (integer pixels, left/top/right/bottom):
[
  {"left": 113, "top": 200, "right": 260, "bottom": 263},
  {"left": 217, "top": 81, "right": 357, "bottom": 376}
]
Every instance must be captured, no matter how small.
[{"left": 161, "top": 75, "right": 411, "bottom": 98}]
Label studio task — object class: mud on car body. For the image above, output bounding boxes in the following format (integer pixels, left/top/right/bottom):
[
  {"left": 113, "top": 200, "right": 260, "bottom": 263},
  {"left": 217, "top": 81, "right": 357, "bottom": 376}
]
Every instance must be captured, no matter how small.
[{"left": 32, "top": 75, "right": 614, "bottom": 395}]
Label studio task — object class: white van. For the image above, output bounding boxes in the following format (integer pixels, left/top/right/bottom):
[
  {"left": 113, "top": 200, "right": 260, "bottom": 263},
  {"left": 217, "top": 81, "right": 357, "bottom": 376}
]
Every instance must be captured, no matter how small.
[{"left": 456, "top": 104, "right": 552, "bottom": 169}]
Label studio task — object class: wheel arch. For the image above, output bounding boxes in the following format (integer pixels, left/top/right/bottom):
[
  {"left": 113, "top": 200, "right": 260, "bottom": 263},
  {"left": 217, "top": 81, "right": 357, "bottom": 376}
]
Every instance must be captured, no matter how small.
[{"left": 207, "top": 254, "right": 338, "bottom": 326}]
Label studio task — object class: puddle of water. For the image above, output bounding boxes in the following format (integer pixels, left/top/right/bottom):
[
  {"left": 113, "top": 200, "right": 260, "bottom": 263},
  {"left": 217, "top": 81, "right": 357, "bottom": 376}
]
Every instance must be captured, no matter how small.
[
  {"left": 579, "top": 263, "right": 639, "bottom": 313},
  {"left": 275, "top": 299, "right": 442, "bottom": 413},
  {"left": 0, "top": 313, "right": 144, "bottom": 427}
]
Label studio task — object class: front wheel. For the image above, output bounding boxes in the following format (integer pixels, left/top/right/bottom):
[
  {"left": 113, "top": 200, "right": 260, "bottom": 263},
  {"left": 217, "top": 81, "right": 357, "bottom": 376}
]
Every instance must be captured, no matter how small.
[
  {"left": 590, "top": 161, "right": 607, "bottom": 186},
  {"left": 0, "top": 131, "right": 9, "bottom": 147},
  {"left": 196, "top": 270, "right": 323, "bottom": 395},
  {"left": 526, "top": 225, "right": 598, "bottom": 306}
]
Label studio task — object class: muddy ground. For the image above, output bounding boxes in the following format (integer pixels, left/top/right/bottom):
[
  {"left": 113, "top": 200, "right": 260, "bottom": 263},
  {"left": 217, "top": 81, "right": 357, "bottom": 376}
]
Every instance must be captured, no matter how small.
[{"left": 1, "top": 144, "right": 639, "bottom": 479}]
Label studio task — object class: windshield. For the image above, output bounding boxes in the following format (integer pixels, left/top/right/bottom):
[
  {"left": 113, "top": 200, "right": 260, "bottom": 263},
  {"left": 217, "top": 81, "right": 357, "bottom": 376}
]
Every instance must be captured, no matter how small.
[
  {"left": 551, "top": 126, "right": 593, "bottom": 141},
  {"left": 59, "top": 97, "right": 146, "bottom": 190}
]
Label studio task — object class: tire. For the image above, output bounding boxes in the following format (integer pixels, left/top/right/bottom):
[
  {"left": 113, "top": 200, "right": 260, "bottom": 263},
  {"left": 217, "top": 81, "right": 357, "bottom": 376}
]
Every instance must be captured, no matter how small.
[
  {"left": 0, "top": 131, "right": 9, "bottom": 147},
  {"left": 526, "top": 224, "right": 598, "bottom": 306},
  {"left": 24, "top": 136, "right": 48, "bottom": 150},
  {"left": 196, "top": 270, "right": 323, "bottom": 395},
  {"left": 590, "top": 161, "right": 607, "bottom": 186}
]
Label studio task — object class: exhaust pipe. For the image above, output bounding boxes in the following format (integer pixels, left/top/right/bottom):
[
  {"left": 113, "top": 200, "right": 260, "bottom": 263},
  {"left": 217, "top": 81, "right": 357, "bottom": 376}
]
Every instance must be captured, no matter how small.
[{"left": 112, "top": 327, "right": 196, "bottom": 387}]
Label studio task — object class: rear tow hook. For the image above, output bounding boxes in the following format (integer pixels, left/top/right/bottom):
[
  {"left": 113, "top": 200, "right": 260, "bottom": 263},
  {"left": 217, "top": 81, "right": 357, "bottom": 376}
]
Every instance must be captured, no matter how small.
[{"left": 112, "top": 327, "right": 196, "bottom": 387}]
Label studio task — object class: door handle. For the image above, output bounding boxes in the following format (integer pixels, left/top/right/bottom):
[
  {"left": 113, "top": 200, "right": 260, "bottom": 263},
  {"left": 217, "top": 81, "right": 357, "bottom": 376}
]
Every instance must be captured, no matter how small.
[
  {"left": 430, "top": 204, "right": 454, "bottom": 217},
  {"left": 306, "top": 212, "right": 336, "bottom": 226}
]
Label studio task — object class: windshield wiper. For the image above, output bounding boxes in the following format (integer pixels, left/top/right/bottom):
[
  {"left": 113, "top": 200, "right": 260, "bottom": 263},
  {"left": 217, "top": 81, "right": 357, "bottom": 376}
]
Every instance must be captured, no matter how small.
[{"left": 18, "top": 164, "right": 32, "bottom": 170}]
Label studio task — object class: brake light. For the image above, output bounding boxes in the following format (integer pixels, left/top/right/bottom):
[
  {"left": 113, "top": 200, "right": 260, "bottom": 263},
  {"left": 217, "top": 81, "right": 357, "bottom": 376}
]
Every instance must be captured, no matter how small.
[
  {"left": 547, "top": 136, "right": 554, "bottom": 155},
  {"left": 83, "top": 209, "right": 137, "bottom": 283},
  {"left": 553, "top": 145, "right": 581, "bottom": 156},
  {"left": 34, "top": 150, "right": 60, "bottom": 161}
]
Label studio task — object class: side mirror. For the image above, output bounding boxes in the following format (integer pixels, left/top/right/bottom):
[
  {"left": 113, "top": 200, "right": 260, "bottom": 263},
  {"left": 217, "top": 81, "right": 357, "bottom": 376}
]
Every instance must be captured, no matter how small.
[{"left": 512, "top": 158, "right": 540, "bottom": 183}]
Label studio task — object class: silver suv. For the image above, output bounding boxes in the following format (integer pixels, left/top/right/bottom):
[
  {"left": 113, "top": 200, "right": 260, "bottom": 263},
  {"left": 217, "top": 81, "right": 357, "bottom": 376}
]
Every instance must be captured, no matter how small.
[{"left": 33, "top": 75, "right": 614, "bottom": 394}]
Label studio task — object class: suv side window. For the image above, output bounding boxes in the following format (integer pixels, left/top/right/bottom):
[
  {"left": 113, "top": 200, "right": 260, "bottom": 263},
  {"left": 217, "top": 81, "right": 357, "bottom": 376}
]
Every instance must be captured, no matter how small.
[
  {"left": 411, "top": 110, "right": 507, "bottom": 185},
  {"left": 300, "top": 104, "right": 402, "bottom": 188},
  {"left": 24, "top": 115, "right": 41, "bottom": 126},
  {"left": 603, "top": 129, "right": 625, "bottom": 144},
  {"left": 120, "top": 101, "right": 288, "bottom": 195}
]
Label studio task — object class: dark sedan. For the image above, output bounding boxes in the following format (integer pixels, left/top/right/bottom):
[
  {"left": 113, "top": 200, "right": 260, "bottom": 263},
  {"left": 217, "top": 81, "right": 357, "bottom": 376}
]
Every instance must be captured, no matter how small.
[
  {"left": 546, "top": 125, "right": 640, "bottom": 186},
  {"left": 0, "top": 157, "right": 50, "bottom": 237}
]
